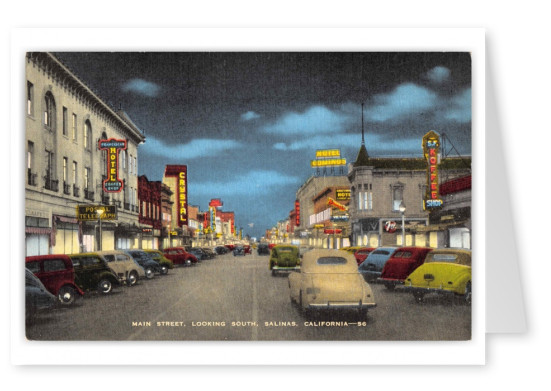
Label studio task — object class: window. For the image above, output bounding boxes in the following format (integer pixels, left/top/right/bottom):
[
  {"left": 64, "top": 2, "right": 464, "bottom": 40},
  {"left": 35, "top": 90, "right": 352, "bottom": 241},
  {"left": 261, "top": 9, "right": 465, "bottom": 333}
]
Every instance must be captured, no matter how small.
[
  {"left": 84, "top": 120, "right": 91, "bottom": 149},
  {"left": 121, "top": 150, "right": 126, "bottom": 169},
  {"left": 63, "top": 157, "right": 68, "bottom": 182},
  {"left": 134, "top": 156, "right": 137, "bottom": 175},
  {"left": 62, "top": 107, "right": 68, "bottom": 136},
  {"left": 317, "top": 257, "right": 347, "bottom": 265},
  {"left": 27, "top": 141, "right": 34, "bottom": 170},
  {"left": 129, "top": 154, "right": 133, "bottom": 174},
  {"left": 84, "top": 167, "right": 90, "bottom": 190},
  {"left": 72, "top": 113, "right": 77, "bottom": 141},
  {"left": 357, "top": 188, "right": 372, "bottom": 211},
  {"left": 392, "top": 184, "right": 404, "bottom": 211},
  {"left": 26, "top": 261, "right": 40, "bottom": 274},
  {"left": 72, "top": 161, "right": 77, "bottom": 185},
  {"left": 27, "top": 81, "right": 34, "bottom": 116},
  {"left": 44, "top": 92, "right": 56, "bottom": 130},
  {"left": 43, "top": 259, "right": 67, "bottom": 272},
  {"left": 45, "top": 150, "right": 54, "bottom": 181}
]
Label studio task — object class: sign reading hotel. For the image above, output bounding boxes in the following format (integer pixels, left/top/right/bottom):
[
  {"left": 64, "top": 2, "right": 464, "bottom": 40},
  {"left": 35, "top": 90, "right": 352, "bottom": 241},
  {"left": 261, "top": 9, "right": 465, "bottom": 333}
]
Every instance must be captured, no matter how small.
[
  {"left": 76, "top": 205, "right": 117, "bottom": 221},
  {"left": 422, "top": 130, "right": 444, "bottom": 210},
  {"left": 335, "top": 189, "right": 350, "bottom": 201},
  {"left": 164, "top": 165, "right": 188, "bottom": 226},
  {"left": 311, "top": 148, "right": 346, "bottom": 167},
  {"left": 295, "top": 200, "right": 300, "bottom": 226},
  {"left": 98, "top": 138, "right": 127, "bottom": 192}
]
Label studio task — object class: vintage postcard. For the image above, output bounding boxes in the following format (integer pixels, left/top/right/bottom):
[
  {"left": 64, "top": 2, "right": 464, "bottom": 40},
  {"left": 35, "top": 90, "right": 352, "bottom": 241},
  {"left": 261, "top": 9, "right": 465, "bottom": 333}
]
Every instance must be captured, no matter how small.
[{"left": 13, "top": 28, "right": 485, "bottom": 365}]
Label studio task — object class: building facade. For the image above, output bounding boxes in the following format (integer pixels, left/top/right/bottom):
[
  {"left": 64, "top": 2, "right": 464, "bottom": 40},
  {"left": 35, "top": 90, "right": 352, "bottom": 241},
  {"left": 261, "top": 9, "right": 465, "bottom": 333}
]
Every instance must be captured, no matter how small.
[{"left": 25, "top": 52, "right": 145, "bottom": 256}]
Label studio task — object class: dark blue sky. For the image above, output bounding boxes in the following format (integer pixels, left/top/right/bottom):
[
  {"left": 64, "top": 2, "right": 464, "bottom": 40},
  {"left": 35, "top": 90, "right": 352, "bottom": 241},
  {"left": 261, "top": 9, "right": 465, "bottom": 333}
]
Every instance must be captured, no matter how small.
[{"left": 55, "top": 52, "right": 471, "bottom": 239}]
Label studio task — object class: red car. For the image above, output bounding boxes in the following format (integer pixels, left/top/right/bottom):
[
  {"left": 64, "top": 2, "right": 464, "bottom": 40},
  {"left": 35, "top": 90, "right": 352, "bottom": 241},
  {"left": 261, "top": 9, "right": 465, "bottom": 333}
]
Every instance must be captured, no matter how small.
[
  {"left": 163, "top": 247, "right": 198, "bottom": 265},
  {"left": 379, "top": 247, "right": 433, "bottom": 290},
  {"left": 243, "top": 245, "right": 252, "bottom": 254},
  {"left": 353, "top": 247, "right": 375, "bottom": 266},
  {"left": 25, "top": 254, "right": 85, "bottom": 305}
]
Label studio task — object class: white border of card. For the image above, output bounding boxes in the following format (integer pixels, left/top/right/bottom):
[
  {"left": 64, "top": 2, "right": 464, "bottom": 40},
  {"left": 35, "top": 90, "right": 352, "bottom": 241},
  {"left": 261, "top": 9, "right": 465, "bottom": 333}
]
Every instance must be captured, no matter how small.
[{"left": 10, "top": 28, "right": 489, "bottom": 365}]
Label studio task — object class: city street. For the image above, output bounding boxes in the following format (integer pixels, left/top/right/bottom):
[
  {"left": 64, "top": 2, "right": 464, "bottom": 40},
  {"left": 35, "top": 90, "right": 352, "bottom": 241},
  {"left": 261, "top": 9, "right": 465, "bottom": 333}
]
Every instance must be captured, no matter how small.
[{"left": 26, "top": 251, "right": 471, "bottom": 341}]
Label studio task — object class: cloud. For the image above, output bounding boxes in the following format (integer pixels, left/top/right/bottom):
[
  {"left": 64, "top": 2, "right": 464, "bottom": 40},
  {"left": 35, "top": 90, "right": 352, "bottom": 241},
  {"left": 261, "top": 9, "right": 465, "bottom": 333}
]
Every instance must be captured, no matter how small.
[
  {"left": 262, "top": 105, "right": 352, "bottom": 135},
  {"left": 425, "top": 66, "right": 451, "bottom": 84},
  {"left": 443, "top": 88, "right": 471, "bottom": 123},
  {"left": 365, "top": 83, "right": 438, "bottom": 122},
  {"left": 121, "top": 78, "right": 161, "bottom": 97},
  {"left": 140, "top": 135, "right": 243, "bottom": 159},
  {"left": 241, "top": 111, "right": 261, "bottom": 121},
  {"left": 191, "top": 170, "right": 300, "bottom": 197}
]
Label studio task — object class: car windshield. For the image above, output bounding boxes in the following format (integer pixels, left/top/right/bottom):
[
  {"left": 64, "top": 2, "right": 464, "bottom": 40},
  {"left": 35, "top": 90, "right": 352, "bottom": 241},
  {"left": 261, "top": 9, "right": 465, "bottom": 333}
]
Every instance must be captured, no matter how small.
[
  {"left": 393, "top": 251, "right": 412, "bottom": 258},
  {"left": 277, "top": 247, "right": 294, "bottom": 253},
  {"left": 317, "top": 257, "right": 347, "bottom": 265}
]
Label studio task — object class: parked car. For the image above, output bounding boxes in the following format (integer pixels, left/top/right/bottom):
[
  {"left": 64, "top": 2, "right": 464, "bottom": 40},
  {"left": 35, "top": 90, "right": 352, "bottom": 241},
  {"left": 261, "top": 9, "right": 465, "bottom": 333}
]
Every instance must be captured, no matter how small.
[
  {"left": 142, "top": 249, "right": 173, "bottom": 274},
  {"left": 404, "top": 248, "right": 472, "bottom": 304},
  {"left": 298, "top": 246, "right": 314, "bottom": 258},
  {"left": 96, "top": 250, "right": 146, "bottom": 286},
  {"left": 25, "top": 268, "right": 57, "bottom": 324},
  {"left": 233, "top": 246, "right": 245, "bottom": 256},
  {"left": 243, "top": 245, "right": 252, "bottom": 254},
  {"left": 224, "top": 244, "right": 236, "bottom": 252},
  {"left": 358, "top": 247, "right": 397, "bottom": 282},
  {"left": 68, "top": 253, "right": 122, "bottom": 294},
  {"left": 379, "top": 247, "right": 433, "bottom": 290},
  {"left": 288, "top": 249, "right": 376, "bottom": 317},
  {"left": 215, "top": 246, "right": 229, "bottom": 254},
  {"left": 25, "top": 254, "right": 85, "bottom": 305},
  {"left": 189, "top": 248, "right": 205, "bottom": 261},
  {"left": 269, "top": 245, "right": 300, "bottom": 275},
  {"left": 201, "top": 247, "right": 217, "bottom": 259},
  {"left": 163, "top": 247, "right": 198, "bottom": 265},
  {"left": 340, "top": 246, "right": 363, "bottom": 254},
  {"left": 353, "top": 247, "right": 376, "bottom": 266},
  {"left": 125, "top": 250, "right": 164, "bottom": 279},
  {"left": 257, "top": 243, "right": 270, "bottom": 255}
]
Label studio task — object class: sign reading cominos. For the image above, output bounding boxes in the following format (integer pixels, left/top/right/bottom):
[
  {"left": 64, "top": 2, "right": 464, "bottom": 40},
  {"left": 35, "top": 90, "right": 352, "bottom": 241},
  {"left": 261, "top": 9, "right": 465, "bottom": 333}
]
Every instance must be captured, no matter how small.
[{"left": 311, "top": 148, "right": 346, "bottom": 167}]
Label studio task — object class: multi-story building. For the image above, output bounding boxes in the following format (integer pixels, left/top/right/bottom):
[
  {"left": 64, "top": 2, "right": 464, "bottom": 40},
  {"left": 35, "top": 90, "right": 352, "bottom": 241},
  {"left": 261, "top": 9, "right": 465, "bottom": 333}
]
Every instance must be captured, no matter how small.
[
  {"left": 138, "top": 175, "right": 173, "bottom": 249},
  {"left": 25, "top": 52, "right": 145, "bottom": 256},
  {"left": 162, "top": 165, "right": 191, "bottom": 248},
  {"left": 347, "top": 143, "right": 471, "bottom": 248}
]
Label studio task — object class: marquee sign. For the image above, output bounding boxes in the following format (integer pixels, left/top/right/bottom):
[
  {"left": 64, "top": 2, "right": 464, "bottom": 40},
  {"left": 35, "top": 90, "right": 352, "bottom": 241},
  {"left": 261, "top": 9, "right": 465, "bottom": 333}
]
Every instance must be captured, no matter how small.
[
  {"left": 335, "top": 189, "right": 350, "bottom": 201},
  {"left": 98, "top": 138, "right": 127, "bottom": 192},
  {"left": 164, "top": 165, "right": 188, "bottom": 226},
  {"left": 76, "top": 205, "right": 117, "bottom": 221},
  {"left": 422, "top": 131, "right": 444, "bottom": 210},
  {"left": 311, "top": 148, "right": 346, "bottom": 167}
]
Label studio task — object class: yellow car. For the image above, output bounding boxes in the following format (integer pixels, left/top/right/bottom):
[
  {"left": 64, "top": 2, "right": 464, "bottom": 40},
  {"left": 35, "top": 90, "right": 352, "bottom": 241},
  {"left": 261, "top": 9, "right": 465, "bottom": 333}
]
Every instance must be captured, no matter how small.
[
  {"left": 288, "top": 249, "right": 376, "bottom": 317},
  {"left": 404, "top": 248, "right": 471, "bottom": 304}
]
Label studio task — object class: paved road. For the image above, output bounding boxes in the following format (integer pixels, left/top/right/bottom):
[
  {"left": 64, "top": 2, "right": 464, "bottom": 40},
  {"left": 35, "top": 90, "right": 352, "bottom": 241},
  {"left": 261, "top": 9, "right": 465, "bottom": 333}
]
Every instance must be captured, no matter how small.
[{"left": 26, "top": 252, "right": 471, "bottom": 341}]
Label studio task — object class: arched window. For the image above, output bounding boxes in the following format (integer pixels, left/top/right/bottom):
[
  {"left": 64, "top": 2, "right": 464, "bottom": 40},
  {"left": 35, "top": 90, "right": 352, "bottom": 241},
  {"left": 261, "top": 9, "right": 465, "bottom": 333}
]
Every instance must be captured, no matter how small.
[
  {"left": 43, "top": 92, "right": 56, "bottom": 131},
  {"left": 84, "top": 120, "right": 92, "bottom": 150}
]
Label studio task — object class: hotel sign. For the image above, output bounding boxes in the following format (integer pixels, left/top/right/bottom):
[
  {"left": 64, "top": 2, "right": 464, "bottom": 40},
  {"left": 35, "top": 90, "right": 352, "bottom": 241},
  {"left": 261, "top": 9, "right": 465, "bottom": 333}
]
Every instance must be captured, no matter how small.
[
  {"left": 311, "top": 148, "right": 346, "bottom": 167},
  {"left": 327, "top": 197, "right": 347, "bottom": 211},
  {"left": 295, "top": 200, "right": 300, "bottom": 226},
  {"left": 98, "top": 138, "right": 127, "bottom": 193},
  {"left": 422, "top": 131, "right": 444, "bottom": 210},
  {"left": 335, "top": 189, "right": 350, "bottom": 201}
]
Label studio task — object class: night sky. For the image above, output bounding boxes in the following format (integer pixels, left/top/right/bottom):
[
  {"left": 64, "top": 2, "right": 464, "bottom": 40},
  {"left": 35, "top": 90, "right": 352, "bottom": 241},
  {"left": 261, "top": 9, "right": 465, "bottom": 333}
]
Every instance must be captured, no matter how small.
[{"left": 54, "top": 52, "right": 472, "bottom": 239}]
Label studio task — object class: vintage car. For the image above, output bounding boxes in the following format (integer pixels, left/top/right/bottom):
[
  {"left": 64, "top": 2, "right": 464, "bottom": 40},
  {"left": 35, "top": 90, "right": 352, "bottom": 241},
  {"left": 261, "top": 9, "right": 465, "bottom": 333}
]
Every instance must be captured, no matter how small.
[
  {"left": 163, "top": 247, "right": 198, "bottom": 265},
  {"left": 142, "top": 249, "right": 173, "bottom": 274},
  {"left": 404, "top": 248, "right": 472, "bottom": 304},
  {"left": 357, "top": 247, "right": 397, "bottom": 282},
  {"left": 233, "top": 246, "right": 246, "bottom": 256},
  {"left": 353, "top": 247, "right": 376, "bottom": 266},
  {"left": 25, "top": 268, "right": 57, "bottom": 324},
  {"left": 125, "top": 250, "right": 164, "bottom": 279},
  {"left": 379, "top": 247, "right": 433, "bottom": 289},
  {"left": 201, "top": 247, "right": 217, "bottom": 259},
  {"left": 214, "top": 246, "right": 229, "bottom": 254},
  {"left": 269, "top": 245, "right": 300, "bottom": 275},
  {"left": 68, "top": 253, "right": 122, "bottom": 294},
  {"left": 243, "top": 245, "right": 252, "bottom": 254},
  {"left": 189, "top": 247, "right": 206, "bottom": 261},
  {"left": 96, "top": 250, "right": 146, "bottom": 286},
  {"left": 288, "top": 249, "right": 376, "bottom": 317},
  {"left": 25, "top": 254, "right": 85, "bottom": 305},
  {"left": 257, "top": 243, "right": 270, "bottom": 255}
]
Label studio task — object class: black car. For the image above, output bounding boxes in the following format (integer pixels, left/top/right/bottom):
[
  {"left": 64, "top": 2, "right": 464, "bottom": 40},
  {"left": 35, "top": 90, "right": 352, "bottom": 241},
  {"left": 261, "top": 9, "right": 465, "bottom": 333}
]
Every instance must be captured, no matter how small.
[
  {"left": 68, "top": 253, "right": 121, "bottom": 294},
  {"left": 233, "top": 246, "right": 245, "bottom": 256},
  {"left": 201, "top": 247, "right": 217, "bottom": 259},
  {"left": 215, "top": 246, "right": 229, "bottom": 254},
  {"left": 189, "top": 248, "right": 205, "bottom": 261},
  {"left": 257, "top": 243, "right": 270, "bottom": 255},
  {"left": 25, "top": 268, "right": 57, "bottom": 324},
  {"left": 125, "top": 250, "right": 163, "bottom": 279}
]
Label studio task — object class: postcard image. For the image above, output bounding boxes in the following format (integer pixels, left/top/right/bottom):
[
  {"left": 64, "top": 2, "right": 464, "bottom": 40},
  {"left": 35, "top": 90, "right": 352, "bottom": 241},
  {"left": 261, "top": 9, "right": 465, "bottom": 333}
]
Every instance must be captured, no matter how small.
[{"left": 23, "top": 49, "right": 474, "bottom": 346}]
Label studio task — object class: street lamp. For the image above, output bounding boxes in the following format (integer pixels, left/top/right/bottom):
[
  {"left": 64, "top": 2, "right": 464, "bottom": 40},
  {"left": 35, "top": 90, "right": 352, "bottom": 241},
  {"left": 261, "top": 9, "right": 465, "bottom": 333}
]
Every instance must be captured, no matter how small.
[
  {"left": 399, "top": 201, "right": 406, "bottom": 246},
  {"left": 96, "top": 207, "right": 105, "bottom": 251}
]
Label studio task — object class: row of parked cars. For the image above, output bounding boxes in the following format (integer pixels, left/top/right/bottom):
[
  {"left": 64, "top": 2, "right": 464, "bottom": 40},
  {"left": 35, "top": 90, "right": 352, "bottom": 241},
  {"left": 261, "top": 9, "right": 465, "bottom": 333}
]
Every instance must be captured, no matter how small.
[
  {"left": 264, "top": 243, "right": 471, "bottom": 318},
  {"left": 24, "top": 246, "right": 220, "bottom": 323}
]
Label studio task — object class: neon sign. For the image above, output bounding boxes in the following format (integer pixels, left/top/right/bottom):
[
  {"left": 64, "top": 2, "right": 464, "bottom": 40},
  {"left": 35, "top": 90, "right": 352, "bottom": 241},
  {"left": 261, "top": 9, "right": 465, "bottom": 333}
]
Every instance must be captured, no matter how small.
[
  {"left": 98, "top": 138, "right": 126, "bottom": 192},
  {"left": 422, "top": 131, "right": 444, "bottom": 210},
  {"left": 164, "top": 165, "right": 188, "bottom": 226},
  {"left": 295, "top": 200, "right": 300, "bottom": 226}
]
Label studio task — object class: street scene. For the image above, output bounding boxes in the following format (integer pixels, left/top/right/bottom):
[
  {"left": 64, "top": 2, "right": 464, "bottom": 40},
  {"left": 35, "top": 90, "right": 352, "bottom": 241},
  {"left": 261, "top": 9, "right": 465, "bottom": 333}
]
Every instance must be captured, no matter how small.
[{"left": 24, "top": 51, "right": 472, "bottom": 341}]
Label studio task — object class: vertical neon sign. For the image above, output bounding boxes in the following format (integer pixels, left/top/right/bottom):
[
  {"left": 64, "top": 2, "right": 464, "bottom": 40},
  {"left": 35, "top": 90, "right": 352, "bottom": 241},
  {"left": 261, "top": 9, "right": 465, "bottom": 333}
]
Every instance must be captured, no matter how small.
[
  {"left": 98, "top": 138, "right": 127, "bottom": 193},
  {"left": 164, "top": 165, "right": 188, "bottom": 226},
  {"left": 422, "top": 130, "right": 444, "bottom": 210}
]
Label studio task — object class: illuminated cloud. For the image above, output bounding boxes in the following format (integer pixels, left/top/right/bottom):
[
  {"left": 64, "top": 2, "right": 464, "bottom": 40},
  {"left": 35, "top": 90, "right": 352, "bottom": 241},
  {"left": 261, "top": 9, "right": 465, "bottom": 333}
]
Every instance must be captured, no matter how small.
[
  {"left": 425, "top": 66, "right": 451, "bottom": 84},
  {"left": 121, "top": 78, "right": 161, "bottom": 97},
  {"left": 241, "top": 111, "right": 261, "bottom": 121},
  {"left": 443, "top": 88, "right": 471, "bottom": 123},
  {"left": 140, "top": 135, "right": 243, "bottom": 159},
  {"left": 262, "top": 105, "right": 352, "bottom": 135}
]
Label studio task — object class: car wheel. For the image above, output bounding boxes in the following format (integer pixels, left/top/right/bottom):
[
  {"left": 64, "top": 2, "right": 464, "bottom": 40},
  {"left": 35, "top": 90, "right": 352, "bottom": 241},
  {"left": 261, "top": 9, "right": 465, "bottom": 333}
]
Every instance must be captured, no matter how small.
[
  {"left": 160, "top": 265, "right": 169, "bottom": 275},
  {"left": 413, "top": 292, "right": 424, "bottom": 303},
  {"left": 127, "top": 271, "right": 138, "bottom": 286},
  {"left": 464, "top": 282, "right": 472, "bottom": 305},
  {"left": 58, "top": 285, "right": 76, "bottom": 305},
  {"left": 97, "top": 279, "right": 113, "bottom": 294},
  {"left": 145, "top": 267, "right": 154, "bottom": 279}
]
